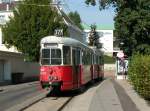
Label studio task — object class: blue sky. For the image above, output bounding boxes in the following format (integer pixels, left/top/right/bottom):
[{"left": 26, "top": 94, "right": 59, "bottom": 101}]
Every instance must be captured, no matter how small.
[{"left": 61, "top": 0, "right": 115, "bottom": 26}]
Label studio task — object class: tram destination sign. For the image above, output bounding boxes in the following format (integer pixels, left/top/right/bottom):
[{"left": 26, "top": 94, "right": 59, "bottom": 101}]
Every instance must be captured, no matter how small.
[{"left": 44, "top": 43, "right": 58, "bottom": 48}]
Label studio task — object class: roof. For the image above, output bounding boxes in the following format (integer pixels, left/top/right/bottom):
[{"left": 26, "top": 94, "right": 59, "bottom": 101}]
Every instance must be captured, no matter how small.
[
  {"left": 0, "top": 50, "right": 23, "bottom": 58},
  {"left": 41, "top": 36, "right": 91, "bottom": 50},
  {"left": 82, "top": 23, "right": 114, "bottom": 30}
]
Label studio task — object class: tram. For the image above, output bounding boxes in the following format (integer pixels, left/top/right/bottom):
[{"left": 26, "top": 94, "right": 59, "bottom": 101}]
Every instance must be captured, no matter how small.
[{"left": 40, "top": 36, "right": 104, "bottom": 91}]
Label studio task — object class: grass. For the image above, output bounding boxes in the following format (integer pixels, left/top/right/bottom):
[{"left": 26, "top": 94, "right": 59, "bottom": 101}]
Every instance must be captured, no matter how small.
[{"left": 104, "top": 55, "right": 115, "bottom": 64}]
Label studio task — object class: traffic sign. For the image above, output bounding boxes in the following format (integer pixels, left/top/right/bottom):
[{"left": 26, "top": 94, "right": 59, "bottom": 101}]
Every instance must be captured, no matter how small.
[{"left": 117, "top": 52, "right": 124, "bottom": 58}]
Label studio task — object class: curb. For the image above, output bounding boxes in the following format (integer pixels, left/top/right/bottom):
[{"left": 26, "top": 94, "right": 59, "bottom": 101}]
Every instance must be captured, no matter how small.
[{"left": 0, "top": 81, "right": 39, "bottom": 93}]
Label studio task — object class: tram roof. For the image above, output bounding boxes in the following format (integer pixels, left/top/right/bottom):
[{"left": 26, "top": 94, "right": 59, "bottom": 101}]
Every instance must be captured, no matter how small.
[
  {"left": 41, "top": 36, "right": 104, "bottom": 55},
  {"left": 41, "top": 36, "right": 90, "bottom": 49}
]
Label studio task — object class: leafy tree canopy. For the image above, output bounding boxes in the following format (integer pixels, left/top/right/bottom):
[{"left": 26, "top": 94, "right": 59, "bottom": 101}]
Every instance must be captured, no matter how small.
[
  {"left": 68, "top": 11, "right": 83, "bottom": 30},
  {"left": 85, "top": 0, "right": 150, "bottom": 56},
  {"left": 2, "top": 0, "right": 68, "bottom": 62},
  {"left": 88, "top": 24, "right": 102, "bottom": 49}
]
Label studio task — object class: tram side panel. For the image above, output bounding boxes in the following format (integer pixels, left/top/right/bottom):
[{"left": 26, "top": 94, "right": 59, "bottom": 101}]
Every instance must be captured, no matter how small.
[
  {"left": 81, "top": 50, "right": 93, "bottom": 85},
  {"left": 81, "top": 65, "right": 92, "bottom": 85},
  {"left": 99, "top": 55, "right": 104, "bottom": 79},
  {"left": 92, "top": 55, "right": 100, "bottom": 80},
  {"left": 93, "top": 64, "right": 99, "bottom": 80},
  {"left": 100, "top": 64, "right": 104, "bottom": 79},
  {"left": 60, "top": 66, "right": 74, "bottom": 90}
]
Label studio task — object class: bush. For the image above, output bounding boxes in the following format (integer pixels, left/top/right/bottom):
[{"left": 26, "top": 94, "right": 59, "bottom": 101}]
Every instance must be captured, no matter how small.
[{"left": 128, "top": 54, "right": 150, "bottom": 100}]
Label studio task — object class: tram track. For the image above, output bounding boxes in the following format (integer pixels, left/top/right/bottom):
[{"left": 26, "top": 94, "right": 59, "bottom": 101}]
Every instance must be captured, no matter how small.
[
  {"left": 21, "top": 92, "right": 75, "bottom": 111},
  {"left": 6, "top": 81, "right": 101, "bottom": 111},
  {"left": 57, "top": 96, "right": 74, "bottom": 111},
  {"left": 5, "top": 90, "right": 48, "bottom": 111}
]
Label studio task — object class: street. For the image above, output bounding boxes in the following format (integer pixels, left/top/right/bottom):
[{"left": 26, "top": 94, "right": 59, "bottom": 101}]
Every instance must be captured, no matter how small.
[
  {"left": 0, "top": 76, "right": 150, "bottom": 111},
  {"left": 0, "top": 82, "right": 46, "bottom": 111}
]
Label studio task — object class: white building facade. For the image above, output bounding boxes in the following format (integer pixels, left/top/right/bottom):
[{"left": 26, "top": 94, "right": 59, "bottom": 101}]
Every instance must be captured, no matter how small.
[{"left": 83, "top": 24, "right": 114, "bottom": 56}]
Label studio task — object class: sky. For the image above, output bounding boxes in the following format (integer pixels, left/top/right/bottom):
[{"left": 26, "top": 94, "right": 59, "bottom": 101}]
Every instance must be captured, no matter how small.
[{"left": 61, "top": 0, "right": 116, "bottom": 26}]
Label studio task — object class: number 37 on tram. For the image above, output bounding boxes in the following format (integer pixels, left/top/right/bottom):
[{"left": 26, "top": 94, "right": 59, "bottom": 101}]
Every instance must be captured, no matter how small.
[{"left": 40, "top": 36, "right": 104, "bottom": 92}]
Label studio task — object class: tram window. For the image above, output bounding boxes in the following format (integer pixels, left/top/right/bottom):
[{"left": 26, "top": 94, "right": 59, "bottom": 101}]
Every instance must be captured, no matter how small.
[
  {"left": 89, "top": 53, "right": 92, "bottom": 64},
  {"left": 51, "top": 49, "right": 61, "bottom": 58},
  {"left": 76, "top": 49, "right": 81, "bottom": 64},
  {"left": 51, "top": 49, "right": 61, "bottom": 65},
  {"left": 94, "top": 55, "right": 96, "bottom": 64},
  {"left": 51, "top": 59, "right": 61, "bottom": 65},
  {"left": 82, "top": 51, "right": 91, "bottom": 65},
  {"left": 63, "top": 46, "right": 71, "bottom": 65},
  {"left": 99, "top": 56, "right": 101, "bottom": 64},
  {"left": 96, "top": 56, "right": 99, "bottom": 64},
  {"left": 82, "top": 51, "right": 87, "bottom": 65},
  {"left": 87, "top": 52, "right": 90, "bottom": 65},
  {"left": 41, "top": 49, "right": 50, "bottom": 65},
  {"left": 92, "top": 54, "right": 94, "bottom": 64},
  {"left": 96, "top": 56, "right": 98, "bottom": 64},
  {"left": 87, "top": 52, "right": 91, "bottom": 65},
  {"left": 42, "top": 49, "right": 50, "bottom": 58}
]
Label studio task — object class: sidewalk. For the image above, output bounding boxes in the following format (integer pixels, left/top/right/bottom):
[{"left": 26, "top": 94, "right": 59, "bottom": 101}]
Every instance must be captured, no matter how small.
[
  {"left": 105, "top": 70, "right": 150, "bottom": 111},
  {"left": 23, "top": 70, "right": 150, "bottom": 111},
  {"left": 89, "top": 79, "right": 124, "bottom": 111},
  {"left": 0, "top": 81, "right": 39, "bottom": 93},
  {"left": 116, "top": 80, "right": 150, "bottom": 111}
]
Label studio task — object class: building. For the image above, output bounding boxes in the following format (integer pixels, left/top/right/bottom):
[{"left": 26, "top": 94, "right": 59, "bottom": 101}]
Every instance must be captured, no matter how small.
[
  {"left": 83, "top": 24, "right": 114, "bottom": 56},
  {"left": 0, "top": 1, "right": 39, "bottom": 83}
]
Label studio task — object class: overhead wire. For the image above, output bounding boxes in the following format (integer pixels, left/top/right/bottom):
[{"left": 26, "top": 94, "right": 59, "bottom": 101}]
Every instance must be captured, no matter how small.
[{"left": 61, "top": 0, "right": 90, "bottom": 27}]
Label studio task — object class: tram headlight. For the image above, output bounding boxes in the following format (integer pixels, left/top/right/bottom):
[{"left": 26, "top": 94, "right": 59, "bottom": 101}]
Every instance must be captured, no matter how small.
[
  {"left": 53, "top": 76, "right": 58, "bottom": 80},
  {"left": 40, "top": 68, "right": 45, "bottom": 72}
]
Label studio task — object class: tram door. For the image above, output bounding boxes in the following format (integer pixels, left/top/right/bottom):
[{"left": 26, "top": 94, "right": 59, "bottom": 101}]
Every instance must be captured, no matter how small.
[{"left": 72, "top": 48, "right": 80, "bottom": 88}]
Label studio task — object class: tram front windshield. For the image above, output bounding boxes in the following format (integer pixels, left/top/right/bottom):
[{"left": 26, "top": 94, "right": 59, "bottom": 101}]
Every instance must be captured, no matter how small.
[{"left": 41, "top": 48, "right": 61, "bottom": 65}]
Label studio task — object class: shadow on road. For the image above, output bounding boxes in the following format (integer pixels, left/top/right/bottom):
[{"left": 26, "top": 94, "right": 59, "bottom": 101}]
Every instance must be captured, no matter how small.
[{"left": 46, "top": 79, "right": 104, "bottom": 98}]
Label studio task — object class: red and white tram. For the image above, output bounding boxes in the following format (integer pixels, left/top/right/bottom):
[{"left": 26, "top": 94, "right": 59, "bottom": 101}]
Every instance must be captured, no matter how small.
[{"left": 40, "top": 36, "right": 104, "bottom": 91}]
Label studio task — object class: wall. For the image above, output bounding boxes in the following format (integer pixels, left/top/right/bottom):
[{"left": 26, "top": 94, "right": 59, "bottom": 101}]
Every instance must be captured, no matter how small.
[
  {"left": 0, "top": 51, "right": 40, "bottom": 82},
  {"left": 11, "top": 60, "right": 40, "bottom": 81}
]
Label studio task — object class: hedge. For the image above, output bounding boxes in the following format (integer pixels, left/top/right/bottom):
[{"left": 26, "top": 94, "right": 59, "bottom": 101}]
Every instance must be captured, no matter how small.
[{"left": 128, "top": 54, "right": 150, "bottom": 100}]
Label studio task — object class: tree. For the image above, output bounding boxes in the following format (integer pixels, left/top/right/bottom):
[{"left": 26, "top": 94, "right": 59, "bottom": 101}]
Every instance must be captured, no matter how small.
[
  {"left": 68, "top": 11, "right": 83, "bottom": 30},
  {"left": 85, "top": 0, "right": 150, "bottom": 56},
  {"left": 88, "top": 24, "right": 102, "bottom": 48},
  {"left": 2, "top": 0, "right": 68, "bottom": 62}
]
